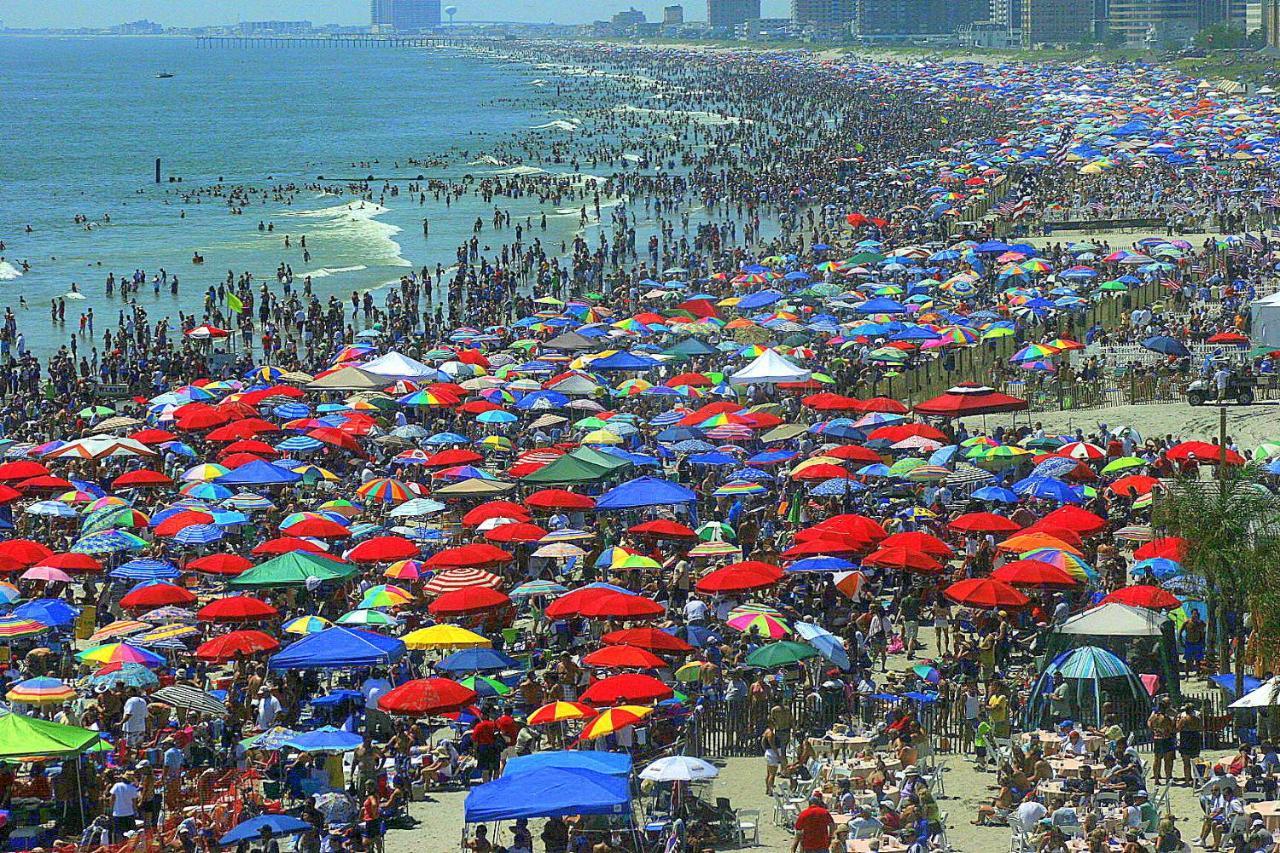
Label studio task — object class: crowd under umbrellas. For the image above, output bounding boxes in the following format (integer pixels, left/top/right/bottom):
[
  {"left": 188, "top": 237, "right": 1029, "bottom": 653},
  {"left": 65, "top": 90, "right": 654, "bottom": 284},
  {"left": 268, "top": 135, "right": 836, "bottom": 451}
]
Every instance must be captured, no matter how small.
[
  {"left": 9, "top": 37, "right": 1280, "bottom": 853},
  {"left": 0, "top": 285, "right": 1260, "bottom": 853}
]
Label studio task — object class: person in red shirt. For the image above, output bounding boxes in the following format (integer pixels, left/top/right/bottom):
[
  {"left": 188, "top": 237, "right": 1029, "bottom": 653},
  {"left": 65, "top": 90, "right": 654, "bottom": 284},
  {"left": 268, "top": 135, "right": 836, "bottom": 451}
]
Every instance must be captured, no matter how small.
[
  {"left": 495, "top": 708, "right": 519, "bottom": 743},
  {"left": 792, "top": 793, "right": 835, "bottom": 853},
  {"left": 470, "top": 715, "right": 501, "bottom": 783}
]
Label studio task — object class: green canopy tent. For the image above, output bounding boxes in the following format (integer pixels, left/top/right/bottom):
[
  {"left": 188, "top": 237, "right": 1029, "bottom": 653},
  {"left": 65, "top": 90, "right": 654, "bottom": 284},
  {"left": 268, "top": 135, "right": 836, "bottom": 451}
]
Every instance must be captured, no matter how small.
[
  {"left": 0, "top": 713, "right": 102, "bottom": 826},
  {"left": 0, "top": 712, "right": 100, "bottom": 758},
  {"left": 228, "top": 552, "right": 357, "bottom": 588},
  {"left": 522, "top": 447, "right": 632, "bottom": 485}
]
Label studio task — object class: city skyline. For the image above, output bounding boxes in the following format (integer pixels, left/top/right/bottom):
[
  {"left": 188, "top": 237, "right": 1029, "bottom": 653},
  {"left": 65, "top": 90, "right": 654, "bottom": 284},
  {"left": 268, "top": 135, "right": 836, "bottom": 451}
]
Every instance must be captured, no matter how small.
[{"left": 2, "top": 0, "right": 791, "bottom": 28}]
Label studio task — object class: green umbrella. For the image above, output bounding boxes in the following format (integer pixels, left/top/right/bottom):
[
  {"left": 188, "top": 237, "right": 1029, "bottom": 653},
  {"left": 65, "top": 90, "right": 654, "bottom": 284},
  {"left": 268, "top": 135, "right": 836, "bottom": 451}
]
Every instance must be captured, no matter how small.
[
  {"left": 745, "top": 641, "right": 818, "bottom": 669},
  {"left": 1100, "top": 456, "right": 1146, "bottom": 475},
  {"left": 460, "top": 675, "right": 511, "bottom": 697},
  {"left": 887, "top": 458, "right": 927, "bottom": 478},
  {"left": 78, "top": 406, "right": 115, "bottom": 418}
]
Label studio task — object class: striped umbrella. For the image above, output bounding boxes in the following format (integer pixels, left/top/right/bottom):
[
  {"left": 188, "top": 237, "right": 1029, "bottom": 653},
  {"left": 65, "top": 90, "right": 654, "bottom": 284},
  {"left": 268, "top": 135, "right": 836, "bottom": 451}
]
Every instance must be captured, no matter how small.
[
  {"left": 578, "top": 705, "right": 653, "bottom": 740},
  {"left": 7, "top": 677, "right": 76, "bottom": 705},
  {"left": 336, "top": 609, "right": 399, "bottom": 628},
  {"left": 88, "top": 620, "right": 150, "bottom": 643},
  {"left": 725, "top": 604, "right": 790, "bottom": 639},
  {"left": 422, "top": 568, "right": 503, "bottom": 595},
  {"left": 359, "top": 585, "right": 414, "bottom": 608},
  {"left": 152, "top": 684, "right": 229, "bottom": 717},
  {"left": 0, "top": 617, "right": 48, "bottom": 639},
  {"left": 181, "top": 464, "right": 230, "bottom": 482},
  {"left": 173, "top": 524, "right": 223, "bottom": 546},
  {"left": 511, "top": 580, "right": 570, "bottom": 599},
  {"left": 0, "top": 583, "right": 19, "bottom": 605},
  {"left": 527, "top": 701, "right": 597, "bottom": 726},
  {"left": 1021, "top": 548, "right": 1096, "bottom": 582},
  {"left": 72, "top": 530, "right": 146, "bottom": 555},
  {"left": 181, "top": 482, "right": 234, "bottom": 501},
  {"left": 283, "top": 615, "right": 332, "bottom": 635},
  {"left": 77, "top": 642, "right": 164, "bottom": 667},
  {"left": 713, "top": 481, "right": 767, "bottom": 497},
  {"left": 383, "top": 559, "right": 428, "bottom": 580},
  {"left": 86, "top": 662, "right": 159, "bottom": 689},
  {"left": 356, "top": 478, "right": 414, "bottom": 505},
  {"left": 1056, "top": 646, "right": 1134, "bottom": 679}
]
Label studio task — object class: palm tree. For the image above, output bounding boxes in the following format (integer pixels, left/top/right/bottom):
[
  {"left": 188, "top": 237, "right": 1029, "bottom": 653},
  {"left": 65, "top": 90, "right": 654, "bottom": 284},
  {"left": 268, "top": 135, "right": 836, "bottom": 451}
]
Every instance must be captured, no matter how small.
[{"left": 1153, "top": 464, "right": 1280, "bottom": 696}]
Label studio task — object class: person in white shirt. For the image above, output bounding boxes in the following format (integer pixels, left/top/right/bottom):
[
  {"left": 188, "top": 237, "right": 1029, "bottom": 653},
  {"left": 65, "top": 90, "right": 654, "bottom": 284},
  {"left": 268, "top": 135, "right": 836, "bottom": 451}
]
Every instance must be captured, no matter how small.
[
  {"left": 1013, "top": 793, "right": 1047, "bottom": 833},
  {"left": 683, "top": 595, "right": 708, "bottom": 624},
  {"left": 362, "top": 670, "right": 393, "bottom": 738},
  {"left": 109, "top": 773, "right": 141, "bottom": 841},
  {"left": 121, "top": 690, "right": 149, "bottom": 746},
  {"left": 256, "top": 687, "right": 282, "bottom": 730}
]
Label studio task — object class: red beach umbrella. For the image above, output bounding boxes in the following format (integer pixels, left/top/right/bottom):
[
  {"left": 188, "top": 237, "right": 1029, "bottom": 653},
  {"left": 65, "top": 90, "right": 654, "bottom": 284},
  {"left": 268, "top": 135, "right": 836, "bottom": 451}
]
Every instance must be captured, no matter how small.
[
  {"left": 428, "top": 586, "right": 511, "bottom": 616},
  {"left": 629, "top": 519, "right": 697, "bottom": 539},
  {"left": 695, "top": 561, "right": 784, "bottom": 594},
  {"left": 576, "top": 592, "right": 664, "bottom": 620},
  {"left": 990, "top": 559, "right": 1080, "bottom": 589},
  {"left": 483, "top": 523, "right": 549, "bottom": 544},
  {"left": 119, "top": 582, "right": 197, "bottom": 610},
  {"left": 111, "top": 469, "right": 173, "bottom": 489},
  {"left": 461, "top": 501, "right": 531, "bottom": 526},
  {"left": 1101, "top": 585, "right": 1180, "bottom": 610},
  {"left": 423, "top": 543, "right": 513, "bottom": 569},
  {"left": 948, "top": 512, "right": 1021, "bottom": 534},
  {"left": 197, "top": 596, "right": 278, "bottom": 622},
  {"left": 1165, "top": 441, "right": 1244, "bottom": 465},
  {"left": 0, "top": 461, "right": 48, "bottom": 481},
  {"left": 378, "top": 678, "right": 477, "bottom": 716},
  {"left": 1109, "top": 475, "right": 1161, "bottom": 497},
  {"left": 280, "top": 518, "right": 351, "bottom": 539},
  {"left": 879, "top": 531, "right": 952, "bottom": 557},
  {"left": 1134, "top": 537, "right": 1187, "bottom": 561},
  {"left": 525, "top": 489, "right": 596, "bottom": 510},
  {"left": 944, "top": 578, "right": 1029, "bottom": 609},
  {"left": 154, "top": 510, "right": 215, "bottom": 538},
  {"left": 580, "top": 673, "right": 674, "bottom": 706},
  {"left": 863, "top": 546, "right": 942, "bottom": 573},
  {"left": 252, "top": 537, "right": 329, "bottom": 556},
  {"left": 580, "top": 645, "right": 667, "bottom": 669},
  {"left": 601, "top": 627, "right": 693, "bottom": 653},
  {"left": 1037, "top": 506, "right": 1106, "bottom": 536},
  {"left": 187, "top": 554, "right": 254, "bottom": 576},
  {"left": 194, "top": 630, "right": 280, "bottom": 663},
  {"left": 0, "top": 539, "right": 54, "bottom": 569},
  {"left": 347, "top": 536, "right": 420, "bottom": 564},
  {"left": 35, "top": 552, "right": 102, "bottom": 573}
]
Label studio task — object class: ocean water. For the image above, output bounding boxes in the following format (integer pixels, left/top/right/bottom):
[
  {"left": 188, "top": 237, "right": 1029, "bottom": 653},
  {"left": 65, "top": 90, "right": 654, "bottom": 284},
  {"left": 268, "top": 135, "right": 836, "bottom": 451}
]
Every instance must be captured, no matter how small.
[{"left": 0, "top": 36, "right": 586, "bottom": 355}]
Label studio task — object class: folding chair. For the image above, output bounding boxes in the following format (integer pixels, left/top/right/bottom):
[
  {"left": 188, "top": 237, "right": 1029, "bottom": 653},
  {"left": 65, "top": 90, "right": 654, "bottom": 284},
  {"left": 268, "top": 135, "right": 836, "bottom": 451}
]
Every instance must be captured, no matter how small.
[{"left": 734, "top": 809, "right": 760, "bottom": 846}]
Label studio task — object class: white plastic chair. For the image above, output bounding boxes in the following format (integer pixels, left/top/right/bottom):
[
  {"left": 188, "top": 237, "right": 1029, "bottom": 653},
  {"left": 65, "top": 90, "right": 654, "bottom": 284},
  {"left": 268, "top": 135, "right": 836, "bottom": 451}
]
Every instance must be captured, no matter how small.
[{"left": 734, "top": 809, "right": 760, "bottom": 845}]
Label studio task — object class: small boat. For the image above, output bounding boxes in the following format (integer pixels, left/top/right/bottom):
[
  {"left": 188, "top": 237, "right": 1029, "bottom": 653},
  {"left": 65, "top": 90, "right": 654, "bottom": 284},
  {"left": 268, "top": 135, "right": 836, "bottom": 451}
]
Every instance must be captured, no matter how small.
[{"left": 156, "top": 72, "right": 174, "bottom": 79}]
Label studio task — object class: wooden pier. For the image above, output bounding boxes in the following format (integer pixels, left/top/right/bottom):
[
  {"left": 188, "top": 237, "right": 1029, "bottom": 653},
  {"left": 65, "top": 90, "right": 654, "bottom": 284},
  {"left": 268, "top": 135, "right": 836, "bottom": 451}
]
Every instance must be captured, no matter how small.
[{"left": 194, "top": 34, "right": 477, "bottom": 48}]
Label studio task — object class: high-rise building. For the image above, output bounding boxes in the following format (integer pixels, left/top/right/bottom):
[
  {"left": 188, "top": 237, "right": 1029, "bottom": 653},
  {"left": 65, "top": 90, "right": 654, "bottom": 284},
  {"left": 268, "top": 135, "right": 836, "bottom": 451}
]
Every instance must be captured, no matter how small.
[
  {"left": 708, "top": 0, "right": 762, "bottom": 29},
  {"left": 852, "top": 0, "right": 985, "bottom": 37},
  {"left": 1021, "top": 0, "right": 1094, "bottom": 42},
  {"left": 371, "top": 0, "right": 441, "bottom": 30},
  {"left": 990, "top": 0, "right": 1025, "bottom": 34},
  {"left": 664, "top": 4, "right": 686, "bottom": 23},
  {"left": 1105, "top": 0, "right": 1197, "bottom": 44},
  {"left": 613, "top": 7, "right": 648, "bottom": 24},
  {"left": 792, "top": 0, "right": 857, "bottom": 28},
  {"left": 1264, "top": 0, "right": 1280, "bottom": 44}
]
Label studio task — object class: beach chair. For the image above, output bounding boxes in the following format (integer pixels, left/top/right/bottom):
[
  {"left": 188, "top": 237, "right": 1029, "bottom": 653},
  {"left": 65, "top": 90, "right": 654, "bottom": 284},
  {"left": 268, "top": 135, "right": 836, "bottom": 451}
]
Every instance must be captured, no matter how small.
[
  {"left": 733, "top": 809, "right": 760, "bottom": 846},
  {"left": 935, "top": 811, "right": 951, "bottom": 851},
  {"left": 772, "top": 791, "right": 799, "bottom": 828},
  {"left": 1094, "top": 791, "right": 1120, "bottom": 808},
  {"left": 1008, "top": 823, "right": 1032, "bottom": 853},
  {"left": 852, "top": 819, "right": 882, "bottom": 840}
]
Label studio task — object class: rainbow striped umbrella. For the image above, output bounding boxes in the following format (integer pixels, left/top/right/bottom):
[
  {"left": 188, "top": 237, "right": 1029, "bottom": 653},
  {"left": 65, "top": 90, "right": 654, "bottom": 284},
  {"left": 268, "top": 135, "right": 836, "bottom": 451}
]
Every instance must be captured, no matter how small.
[
  {"left": 76, "top": 642, "right": 164, "bottom": 667},
  {"left": 384, "top": 559, "right": 428, "bottom": 580},
  {"left": 0, "top": 617, "right": 49, "bottom": 639},
  {"left": 181, "top": 464, "right": 229, "bottom": 482},
  {"left": 0, "top": 583, "right": 19, "bottom": 605},
  {"left": 7, "top": 677, "right": 76, "bottom": 705},
  {"left": 356, "top": 477, "right": 413, "bottom": 505},
  {"left": 1021, "top": 548, "right": 1096, "bottom": 583},
  {"left": 359, "top": 585, "right": 414, "bottom": 609},
  {"left": 283, "top": 615, "right": 332, "bottom": 635},
  {"left": 725, "top": 604, "right": 790, "bottom": 639},
  {"left": 181, "top": 482, "right": 234, "bottom": 501},
  {"left": 85, "top": 496, "right": 129, "bottom": 513}
]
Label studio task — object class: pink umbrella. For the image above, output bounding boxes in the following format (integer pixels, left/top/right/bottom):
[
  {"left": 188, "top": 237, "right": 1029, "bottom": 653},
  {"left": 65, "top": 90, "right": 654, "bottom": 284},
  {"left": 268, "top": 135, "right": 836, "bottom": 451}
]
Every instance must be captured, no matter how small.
[{"left": 21, "top": 566, "right": 71, "bottom": 583}]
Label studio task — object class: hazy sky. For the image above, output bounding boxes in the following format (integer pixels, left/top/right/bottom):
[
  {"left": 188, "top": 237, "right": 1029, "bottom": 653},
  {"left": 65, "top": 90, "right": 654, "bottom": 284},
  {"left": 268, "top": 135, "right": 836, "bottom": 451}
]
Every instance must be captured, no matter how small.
[{"left": 3, "top": 0, "right": 792, "bottom": 27}]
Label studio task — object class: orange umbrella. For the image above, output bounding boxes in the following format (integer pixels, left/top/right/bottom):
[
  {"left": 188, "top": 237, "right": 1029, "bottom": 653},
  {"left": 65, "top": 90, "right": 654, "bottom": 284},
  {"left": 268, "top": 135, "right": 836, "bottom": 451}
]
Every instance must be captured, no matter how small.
[{"left": 997, "top": 532, "right": 1083, "bottom": 556}]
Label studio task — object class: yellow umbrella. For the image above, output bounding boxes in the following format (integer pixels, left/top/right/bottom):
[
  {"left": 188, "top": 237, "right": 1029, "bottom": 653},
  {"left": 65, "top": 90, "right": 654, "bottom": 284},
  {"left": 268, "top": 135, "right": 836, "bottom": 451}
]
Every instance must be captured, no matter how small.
[{"left": 401, "top": 624, "right": 492, "bottom": 650}]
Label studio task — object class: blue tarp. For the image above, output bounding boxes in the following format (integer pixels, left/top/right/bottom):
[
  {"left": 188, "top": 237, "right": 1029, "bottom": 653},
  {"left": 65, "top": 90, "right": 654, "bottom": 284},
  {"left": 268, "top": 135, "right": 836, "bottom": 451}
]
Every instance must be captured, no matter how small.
[
  {"left": 503, "top": 750, "right": 632, "bottom": 778},
  {"left": 464, "top": 767, "right": 632, "bottom": 822},
  {"left": 597, "top": 477, "right": 697, "bottom": 510},
  {"left": 268, "top": 627, "right": 404, "bottom": 671},
  {"left": 1211, "top": 673, "right": 1263, "bottom": 696},
  {"left": 216, "top": 459, "right": 302, "bottom": 487}
]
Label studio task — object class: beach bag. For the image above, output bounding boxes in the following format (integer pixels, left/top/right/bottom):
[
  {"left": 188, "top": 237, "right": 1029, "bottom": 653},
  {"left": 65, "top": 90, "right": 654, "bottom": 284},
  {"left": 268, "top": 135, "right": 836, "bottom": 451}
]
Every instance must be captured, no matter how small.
[{"left": 887, "top": 634, "right": 905, "bottom": 655}]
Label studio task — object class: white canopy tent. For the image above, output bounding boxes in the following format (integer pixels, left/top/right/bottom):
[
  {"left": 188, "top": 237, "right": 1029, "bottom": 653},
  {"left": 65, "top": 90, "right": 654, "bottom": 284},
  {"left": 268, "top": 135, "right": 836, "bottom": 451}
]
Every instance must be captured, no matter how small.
[
  {"left": 360, "top": 352, "right": 443, "bottom": 382},
  {"left": 729, "top": 348, "right": 812, "bottom": 385},
  {"left": 1056, "top": 602, "right": 1169, "bottom": 637}
]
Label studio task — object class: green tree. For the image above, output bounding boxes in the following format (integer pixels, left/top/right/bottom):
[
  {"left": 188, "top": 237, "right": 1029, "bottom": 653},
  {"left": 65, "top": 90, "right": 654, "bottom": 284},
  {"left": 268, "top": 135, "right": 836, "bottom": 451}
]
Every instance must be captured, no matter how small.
[{"left": 1153, "top": 464, "right": 1280, "bottom": 696}]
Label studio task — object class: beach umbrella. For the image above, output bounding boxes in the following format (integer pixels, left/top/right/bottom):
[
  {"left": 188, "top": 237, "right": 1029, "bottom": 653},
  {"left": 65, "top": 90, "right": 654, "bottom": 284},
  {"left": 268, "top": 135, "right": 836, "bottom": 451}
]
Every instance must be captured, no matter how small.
[
  {"left": 581, "top": 645, "right": 667, "bottom": 670},
  {"left": 347, "top": 536, "right": 419, "bottom": 564},
  {"left": 601, "top": 627, "right": 693, "bottom": 653},
  {"left": 219, "top": 816, "right": 312, "bottom": 848},
  {"left": 725, "top": 604, "right": 790, "bottom": 639},
  {"left": 948, "top": 512, "right": 1020, "bottom": 533},
  {"left": 428, "top": 586, "right": 511, "bottom": 616},
  {"left": 1021, "top": 548, "right": 1094, "bottom": 582},
  {"left": 336, "top": 609, "right": 399, "bottom": 628},
  {"left": 640, "top": 755, "right": 719, "bottom": 782},
  {"left": 579, "top": 674, "right": 673, "bottom": 706},
  {"left": 282, "top": 616, "right": 332, "bottom": 635},
  {"left": 944, "top": 578, "right": 1029, "bottom": 609},
  {"left": 6, "top": 677, "right": 76, "bottom": 705},
  {"left": 77, "top": 642, "right": 164, "bottom": 667},
  {"left": 87, "top": 662, "right": 159, "bottom": 689},
  {"left": 1101, "top": 585, "right": 1180, "bottom": 610},
  {"left": 282, "top": 726, "right": 363, "bottom": 754},
  {"left": 119, "top": 582, "right": 196, "bottom": 610},
  {"left": 359, "top": 584, "right": 414, "bottom": 608},
  {"left": 577, "top": 591, "right": 664, "bottom": 620},
  {"left": 527, "top": 701, "right": 598, "bottom": 726},
  {"left": 578, "top": 705, "right": 654, "bottom": 740},
  {"left": 991, "top": 559, "right": 1079, "bottom": 589},
  {"left": 197, "top": 596, "right": 278, "bottom": 623},
  {"left": 745, "top": 641, "right": 818, "bottom": 668},
  {"left": 1134, "top": 537, "right": 1187, "bottom": 561},
  {"left": 695, "top": 561, "right": 783, "bottom": 594},
  {"left": 195, "top": 630, "right": 280, "bottom": 662},
  {"left": 422, "top": 567, "right": 503, "bottom": 594},
  {"left": 151, "top": 684, "right": 229, "bottom": 717},
  {"left": 378, "top": 678, "right": 478, "bottom": 716},
  {"left": 436, "top": 648, "right": 520, "bottom": 674},
  {"left": 187, "top": 553, "right": 253, "bottom": 576},
  {"left": 863, "top": 546, "right": 942, "bottom": 573},
  {"left": 458, "top": 675, "right": 511, "bottom": 698},
  {"left": 401, "top": 625, "right": 491, "bottom": 650}
]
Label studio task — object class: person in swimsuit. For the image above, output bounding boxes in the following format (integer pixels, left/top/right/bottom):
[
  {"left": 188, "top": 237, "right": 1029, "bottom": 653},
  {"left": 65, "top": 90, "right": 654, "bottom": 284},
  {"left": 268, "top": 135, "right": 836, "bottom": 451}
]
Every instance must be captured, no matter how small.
[
  {"left": 1148, "top": 698, "right": 1176, "bottom": 786},
  {"left": 1177, "top": 703, "right": 1203, "bottom": 785}
]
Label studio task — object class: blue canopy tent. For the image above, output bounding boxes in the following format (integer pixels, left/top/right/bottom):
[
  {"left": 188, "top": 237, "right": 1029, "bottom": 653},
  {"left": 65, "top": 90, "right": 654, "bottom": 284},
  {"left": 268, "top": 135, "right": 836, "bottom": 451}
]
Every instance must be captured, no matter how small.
[
  {"left": 597, "top": 477, "right": 697, "bottom": 511},
  {"left": 464, "top": 767, "right": 632, "bottom": 822},
  {"left": 503, "top": 750, "right": 632, "bottom": 778},
  {"left": 269, "top": 627, "right": 405, "bottom": 671}
]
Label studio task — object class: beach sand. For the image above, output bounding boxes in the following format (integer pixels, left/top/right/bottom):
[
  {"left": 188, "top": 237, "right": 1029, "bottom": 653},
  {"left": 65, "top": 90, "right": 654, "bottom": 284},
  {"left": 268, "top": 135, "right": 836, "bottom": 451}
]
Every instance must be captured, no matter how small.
[{"left": 386, "top": 613, "right": 1225, "bottom": 853}]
